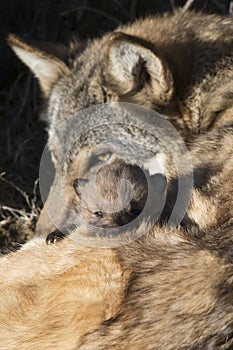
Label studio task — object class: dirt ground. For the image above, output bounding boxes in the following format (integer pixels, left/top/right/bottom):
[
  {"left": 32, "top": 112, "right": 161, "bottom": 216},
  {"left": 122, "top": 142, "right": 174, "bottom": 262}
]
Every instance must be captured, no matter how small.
[{"left": 0, "top": 0, "right": 231, "bottom": 253}]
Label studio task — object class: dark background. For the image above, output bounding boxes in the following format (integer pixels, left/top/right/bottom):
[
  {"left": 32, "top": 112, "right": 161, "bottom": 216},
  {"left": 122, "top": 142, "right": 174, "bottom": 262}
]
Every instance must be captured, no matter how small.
[{"left": 0, "top": 0, "right": 231, "bottom": 252}]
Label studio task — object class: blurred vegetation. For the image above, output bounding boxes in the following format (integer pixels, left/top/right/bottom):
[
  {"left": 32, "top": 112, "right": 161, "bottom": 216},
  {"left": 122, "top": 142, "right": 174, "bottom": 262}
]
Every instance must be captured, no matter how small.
[{"left": 0, "top": 0, "right": 231, "bottom": 253}]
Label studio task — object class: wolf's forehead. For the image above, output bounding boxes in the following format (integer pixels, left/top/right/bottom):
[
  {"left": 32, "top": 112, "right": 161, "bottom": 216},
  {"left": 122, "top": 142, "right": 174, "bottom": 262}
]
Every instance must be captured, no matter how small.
[
  {"left": 48, "top": 78, "right": 92, "bottom": 122},
  {"left": 47, "top": 44, "right": 107, "bottom": 125}
]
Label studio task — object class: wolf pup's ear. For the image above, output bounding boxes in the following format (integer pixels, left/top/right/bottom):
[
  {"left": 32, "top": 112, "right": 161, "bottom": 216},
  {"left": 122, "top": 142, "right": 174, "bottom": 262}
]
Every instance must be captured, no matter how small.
[
  {"left": 7, "top": 34, "right": 69, "bottom": 97},
  {"left": 106, "top": 32, "right": 173, "bottom": 104}
]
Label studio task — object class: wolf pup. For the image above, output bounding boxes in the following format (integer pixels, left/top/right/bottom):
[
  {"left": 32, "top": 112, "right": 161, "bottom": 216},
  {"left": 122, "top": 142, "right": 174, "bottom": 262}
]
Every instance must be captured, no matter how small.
[{"left": 46, "top": 159, "right": 167, "bottom": 243}]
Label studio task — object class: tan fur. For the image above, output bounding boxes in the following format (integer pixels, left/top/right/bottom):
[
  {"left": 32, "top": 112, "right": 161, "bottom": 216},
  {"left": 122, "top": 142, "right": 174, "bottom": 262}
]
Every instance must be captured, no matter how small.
[
  {"left": 1, "top": 223, "right": 233, "bottom": 349},
  {"left": 0, "top": 236, "right": 129, "bottom": 350},
  {"left": 187, "top": 189, "right": 218, "bottom": 229}
]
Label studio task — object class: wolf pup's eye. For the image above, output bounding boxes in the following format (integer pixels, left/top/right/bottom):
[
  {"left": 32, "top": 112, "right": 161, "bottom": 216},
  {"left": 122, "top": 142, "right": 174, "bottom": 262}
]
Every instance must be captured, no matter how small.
[
  {"left": 94, "top": 211, "right": 103, "bottom": 217},
  {"left": 130, "top": 208, "right": 141, "bottom": 216}
]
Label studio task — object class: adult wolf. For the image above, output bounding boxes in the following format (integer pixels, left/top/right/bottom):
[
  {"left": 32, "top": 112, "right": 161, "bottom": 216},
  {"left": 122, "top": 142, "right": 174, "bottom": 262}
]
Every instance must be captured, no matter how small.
[{"left": 8, "top": 11, "right": 233, "bottom": 234}]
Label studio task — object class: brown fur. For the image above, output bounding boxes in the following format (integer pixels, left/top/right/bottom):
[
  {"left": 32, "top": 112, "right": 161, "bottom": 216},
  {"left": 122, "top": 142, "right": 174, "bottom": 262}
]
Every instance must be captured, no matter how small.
[
  {"left": 156, "top": 122, "right": 233, "bottom": 230},
  {"left": 7, "top": 11, "right": 233, "bottom": 235},
  {"left": 73, "top": 159, "right": 166, "bottom": 228},
  {"left": 74, "top": 159, "right": 150, "bottom": 228},
  {"left": 46, "top": 159, "right": 166, "bottom": 243},
  {"left": 185, "top": 124, "right": 233, "bottom": 230},
  {"left": 78, "top": 222, "right": 233, "bottom": 350}
]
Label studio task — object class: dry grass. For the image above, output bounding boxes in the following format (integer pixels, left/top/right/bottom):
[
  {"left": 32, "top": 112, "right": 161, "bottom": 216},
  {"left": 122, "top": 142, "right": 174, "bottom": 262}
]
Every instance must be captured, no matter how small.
[{"left": 0, "top": 0, "right": 231, "bottom": 253}]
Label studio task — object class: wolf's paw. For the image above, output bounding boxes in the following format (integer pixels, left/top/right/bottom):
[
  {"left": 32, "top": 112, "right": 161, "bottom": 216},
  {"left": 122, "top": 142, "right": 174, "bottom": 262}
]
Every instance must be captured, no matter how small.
[{"left": 46, "top": 230, "right": 67, "bottom": 244}]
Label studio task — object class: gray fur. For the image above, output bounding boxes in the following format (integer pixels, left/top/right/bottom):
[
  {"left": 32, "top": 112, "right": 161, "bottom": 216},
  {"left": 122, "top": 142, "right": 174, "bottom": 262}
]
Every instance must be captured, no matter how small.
[{"left": 8, "top": 11, "right": 232, "bottom": 234}]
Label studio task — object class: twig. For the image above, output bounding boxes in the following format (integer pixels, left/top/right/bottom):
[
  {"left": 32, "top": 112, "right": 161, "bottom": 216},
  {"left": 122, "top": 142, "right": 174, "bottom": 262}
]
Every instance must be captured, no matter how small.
[
  {"left": 0, "top": 172, "right": 31, "bottom": 209},
  {"left": 61, "top": 6, "right": 121, "bottom": 25},
  {"left": 0, "top": 217, "right": 11, "bottom": 226},
  {"left": 182, "top": 0, "right": 196, "bottom": 12},
  {"left": 0, "top": 206, "right": 26, "bottom": 219},
  {"left": 31, "top": 178, "right": 40, "bottom": 216},
  {"left": 12, "top": 138, "right": 31, "bottom": 166}
]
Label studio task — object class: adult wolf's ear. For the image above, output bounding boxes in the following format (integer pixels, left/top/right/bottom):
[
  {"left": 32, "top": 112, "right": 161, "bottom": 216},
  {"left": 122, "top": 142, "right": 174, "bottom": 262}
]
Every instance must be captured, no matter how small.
[
  {"left": 106, "top": 32, "right": 174, "bottom": 104},
  {"left": 7, "top": 34, "right": 69, "bottom": 97}
]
